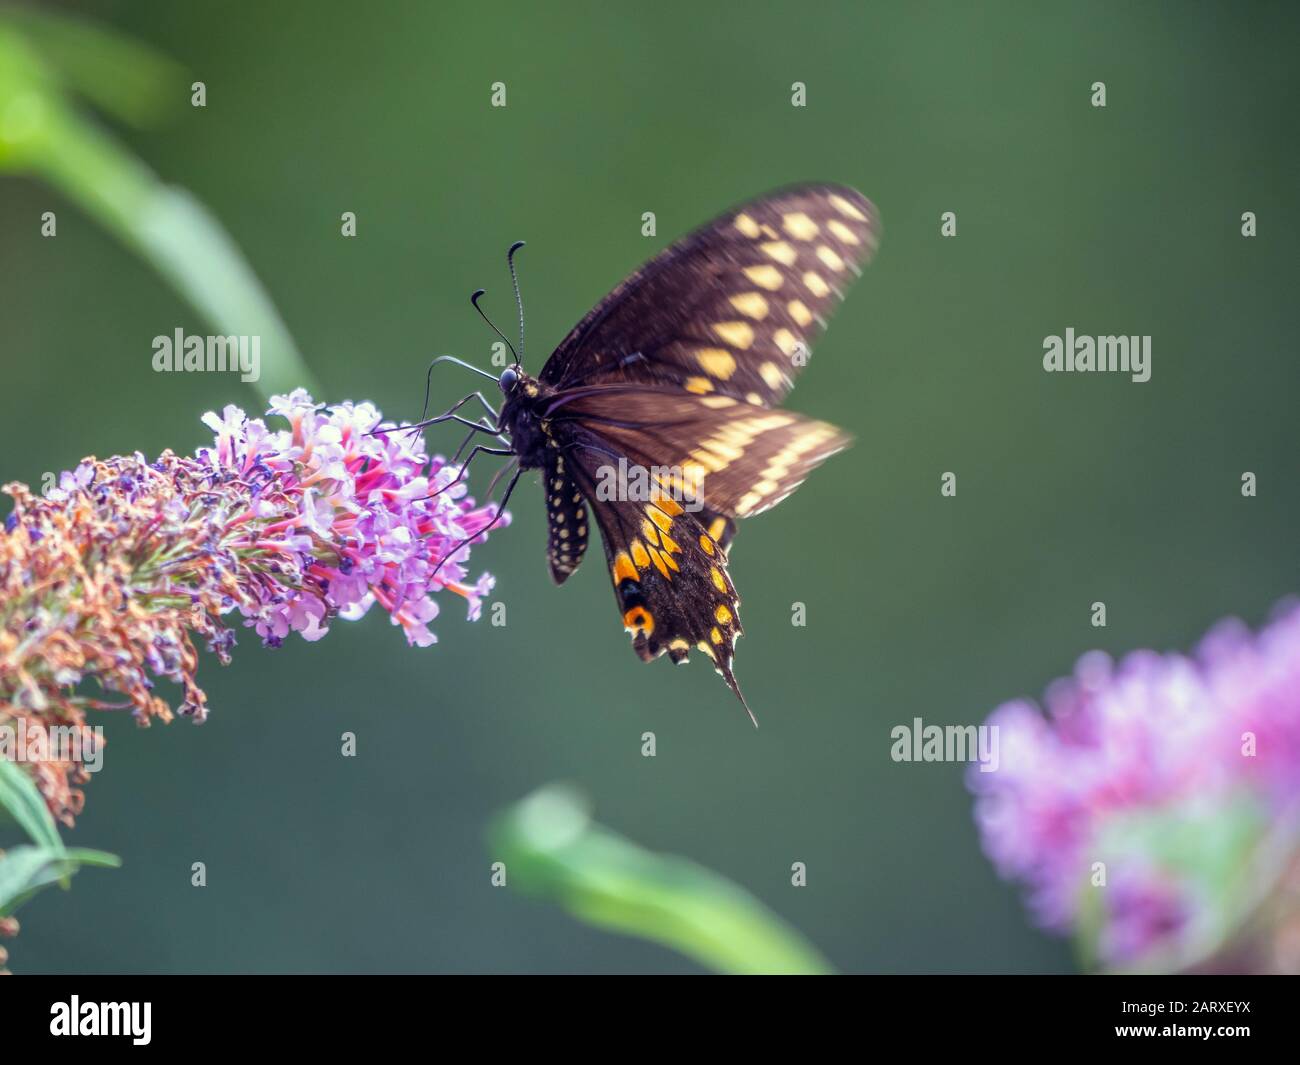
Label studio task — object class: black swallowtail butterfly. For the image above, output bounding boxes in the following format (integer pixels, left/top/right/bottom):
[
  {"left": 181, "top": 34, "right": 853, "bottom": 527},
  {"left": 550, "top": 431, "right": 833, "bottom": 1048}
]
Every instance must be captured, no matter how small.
[{"left": 420, "top": 184, "right": 879, "bottom": 723}]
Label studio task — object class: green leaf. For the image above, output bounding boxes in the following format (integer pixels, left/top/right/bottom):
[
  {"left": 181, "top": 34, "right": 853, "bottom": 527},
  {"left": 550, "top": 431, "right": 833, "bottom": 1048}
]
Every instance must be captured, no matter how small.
[
  {"left": 0, "top": 844, "right": 121, "bottom": 918},
  {"left": 0, "top": 6, "right": 184, "bottom": 126},
  {"left": 63, "top": 848, "right": 123, "bottom": 869},
  {"left": 489, "top": 784, "right": 834, "bottom": 975},
  {"left": 0, "top": 757, "right": 64, "bottom": 852},
  {"left": 0, "top": 15, "right": 320, "bottom": 403}
]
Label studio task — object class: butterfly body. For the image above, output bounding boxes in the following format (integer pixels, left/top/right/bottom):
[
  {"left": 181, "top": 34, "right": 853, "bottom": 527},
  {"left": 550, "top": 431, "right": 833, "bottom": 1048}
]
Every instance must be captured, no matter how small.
[
  {"left": 496, "top": 372, "right": 554, "bottom": 468},
  {"left": 486, "top": 184, "right": 880, "bottom": 721}
]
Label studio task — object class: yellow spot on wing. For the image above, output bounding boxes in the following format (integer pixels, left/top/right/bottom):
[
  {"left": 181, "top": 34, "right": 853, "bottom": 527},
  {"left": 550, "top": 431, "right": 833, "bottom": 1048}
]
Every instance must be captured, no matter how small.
[
  {"left": 743, "top": 265, "right": 784, "bottom": 291},
  {"left": 816, "top": 245, "right": 845, "bottom": 271},
  {"left": 760, "top": 241, "right": 797, "bottom": 265},
  {"left": 631, "top": 539, "right": 650, "bottom": 569},
  {"left": 783, "top": 212, "right": 820, "bottom": 240},
  {"left": 696, "top": 348, "right": 737, "bottom": 379},
  {"left": 828, "top": 219, "right": 860, "bottom": 244},
  {"left": 689, "top": 448, "right": 729, "bottom": 473},
  {"left": 802, "top": 271, "right": 830, "bottom": 298},
  {"left": 787, "top": 300, "right": 813, "bottom": 327},
  {"left": 715, "top": 604, "right": 733, "bottom": 625},
  {"left": 711, "top": 566, "right": 727, "bottom": 593},
  {"left": 773, "top": 328, "right": 799, "bottom": 357},
  {"left": 710, "top": 627, "right": 723, "bottom": 645},
  {"left": 759, "top": 361, "right": 786, "bottom": 389},
  {"left": 684, "top": 376, "right": 714, "bottom": 394},
  {"left": 699, "top": 533, "right": 715, "bottom": 556},
  {"left": 640, "top": 519, "right": 660, "bottom": 546},
  {"left": 729, "top": 292, "right": 770, "bottom": 319},
  {"left": 700, "top": 437, "right": 744, "bottom": 462},
  {"left": 734, "top": 212, "right": 761, "bottom": 238},
  {"left": 647, "top": 507, "right": 673, "bottom": 532},
  {"left": 713, "top": 321, "right": 754, "bottom": 349},
  {"left": 708, "top": 517, "right": 728, "bottom": 540},
  {"left": 829, "top": 193, "right": 868, "bottom": 221}
]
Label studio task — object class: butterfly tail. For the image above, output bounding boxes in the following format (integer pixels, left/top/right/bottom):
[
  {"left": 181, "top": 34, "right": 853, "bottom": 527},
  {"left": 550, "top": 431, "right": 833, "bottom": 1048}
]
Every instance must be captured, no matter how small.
[{"left": 722, "top": 662, "right": 758, "bottom": 728}]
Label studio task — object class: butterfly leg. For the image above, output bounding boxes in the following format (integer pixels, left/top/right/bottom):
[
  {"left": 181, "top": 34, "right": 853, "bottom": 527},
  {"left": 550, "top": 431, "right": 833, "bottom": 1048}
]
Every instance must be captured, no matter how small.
[
  {"left": 419, "top": 445, "right": 513, "bottom": 502},
  {"left": 370, "top": 409, "right": 504, "bottom": 454},
  {"left": 485, "top": 457, "right": 519, "bottom": 499},
  {"left": 428, "top": 464, "right": 522, "bottom": 581},
  {"left": 450, "top": 412, "right": 510, "bottom": 463},
  {"left": 420, "top": 388, "right": 500, "bottom": 433}
]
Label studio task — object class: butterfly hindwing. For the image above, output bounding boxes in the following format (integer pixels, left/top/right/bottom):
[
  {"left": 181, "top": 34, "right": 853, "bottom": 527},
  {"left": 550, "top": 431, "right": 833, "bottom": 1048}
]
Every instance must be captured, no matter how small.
[
  {"left": 539, "top": 183, "right": 879, "bottom": 406},
  {"left": 552, "top": 425, "right": 751, "bottom": 714},
  {"left": 551, "top": 387, "right": 852, "bottom": 520}
]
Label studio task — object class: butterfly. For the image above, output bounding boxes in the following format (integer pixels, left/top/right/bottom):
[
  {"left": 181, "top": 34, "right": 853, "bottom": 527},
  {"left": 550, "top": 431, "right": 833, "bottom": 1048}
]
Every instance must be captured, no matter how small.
[{"left": 421, "top": 184, "right": 879, "bottom": 723}]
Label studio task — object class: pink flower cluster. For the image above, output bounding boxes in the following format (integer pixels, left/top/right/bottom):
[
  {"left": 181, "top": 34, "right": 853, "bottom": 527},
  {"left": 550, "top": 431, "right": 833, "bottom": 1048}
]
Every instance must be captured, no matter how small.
[
  {"left": 969, "top": 602, "right": 1300, "bottom": 969},
  {"left": 1, "top": 390, "right": 505, "bottom": 822},
  {"left": 200, "top": 389, "right": 505, "bottom": 648}
]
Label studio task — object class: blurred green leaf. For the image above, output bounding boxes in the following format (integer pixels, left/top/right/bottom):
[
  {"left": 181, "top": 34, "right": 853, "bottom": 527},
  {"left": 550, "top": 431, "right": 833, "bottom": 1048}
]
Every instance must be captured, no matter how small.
[
  {"left": 0, "top": 843, "right": 121, "bottom": 918},
  {"left": 490, "top": 784, "right": 834, "bottom": 975},
  {"left": 0, "top": 5, "right": 183, "bottom": 126},
  {"left": 0, "top": 756, "right": 64, "bottom": 853},
  {"left": 0, "top": 9, "right": 318, "bottom": 402}
]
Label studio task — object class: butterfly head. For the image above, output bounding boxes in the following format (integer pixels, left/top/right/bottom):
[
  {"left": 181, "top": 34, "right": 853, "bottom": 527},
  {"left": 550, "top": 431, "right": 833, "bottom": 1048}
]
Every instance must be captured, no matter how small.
[{"left": 497, "top": 365, "right": 521, "bottom": 395}]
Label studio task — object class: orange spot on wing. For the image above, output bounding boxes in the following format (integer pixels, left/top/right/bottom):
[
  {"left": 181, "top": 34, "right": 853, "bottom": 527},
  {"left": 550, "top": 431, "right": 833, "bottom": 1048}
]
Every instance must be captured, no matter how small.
[
  {"left": 612, "top": 552, "right": 637, "bottom": 584},
  {"left": 623, "top": 606, "right": 654, "bottom": 636},
  {"left": 647, "top": 545, "right": 671, "bottom": 579}
]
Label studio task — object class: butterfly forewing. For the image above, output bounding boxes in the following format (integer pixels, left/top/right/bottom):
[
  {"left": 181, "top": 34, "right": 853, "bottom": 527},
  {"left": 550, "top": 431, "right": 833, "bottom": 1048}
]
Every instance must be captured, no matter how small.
[{"left": 540, "top": 184, "right": 879, "bottom": 407}]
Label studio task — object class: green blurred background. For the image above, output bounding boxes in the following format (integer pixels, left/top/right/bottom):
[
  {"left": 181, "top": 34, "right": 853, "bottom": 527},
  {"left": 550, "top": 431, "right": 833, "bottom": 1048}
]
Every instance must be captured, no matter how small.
[{"left": 2, "top": 0, "right": 1297, "bottom": 973}]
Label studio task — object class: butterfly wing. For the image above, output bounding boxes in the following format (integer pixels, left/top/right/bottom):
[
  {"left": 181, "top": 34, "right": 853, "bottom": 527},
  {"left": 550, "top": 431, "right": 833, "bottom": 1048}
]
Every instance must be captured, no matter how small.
[
  {"left": 554, "top": 423, "right": 752, "bottom": 719},
  {"left": 539, "top": 184, "right": 879, "bottom": 405},
  {"left": 531, "top": 183, "right": 878, "bottom": 718},
  {"left": 549, "top": 387, "right": 852, "bottom": 520}
]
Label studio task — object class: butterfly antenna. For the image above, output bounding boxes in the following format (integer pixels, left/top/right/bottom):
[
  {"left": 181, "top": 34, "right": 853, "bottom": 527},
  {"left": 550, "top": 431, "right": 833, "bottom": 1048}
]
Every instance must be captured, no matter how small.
[
  {"left": 507, "top": 240, "right": 526, "bottom": 365},
  {"left": 470, "top": 289, "right": 518, "bottom": 362}
]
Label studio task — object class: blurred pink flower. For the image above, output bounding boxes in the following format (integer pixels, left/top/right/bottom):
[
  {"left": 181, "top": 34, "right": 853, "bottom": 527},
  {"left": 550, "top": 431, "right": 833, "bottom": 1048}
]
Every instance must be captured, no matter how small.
[{"left": 969, "top": 602, "right": 1300, "bottom": 970}]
